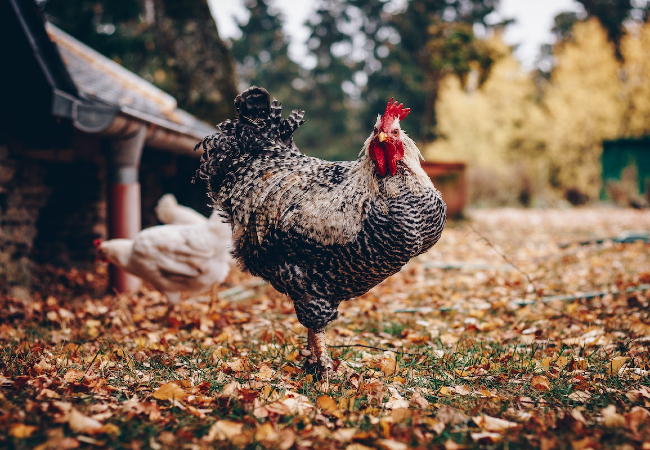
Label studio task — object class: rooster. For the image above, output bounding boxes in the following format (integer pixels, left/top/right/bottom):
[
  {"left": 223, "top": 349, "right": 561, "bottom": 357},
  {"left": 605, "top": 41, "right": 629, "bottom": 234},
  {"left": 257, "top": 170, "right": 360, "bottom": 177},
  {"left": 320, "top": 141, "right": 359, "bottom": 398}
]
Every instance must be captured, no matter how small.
[
  {"left": 94, "top": 210, "right": 232, "bottom": 310},
  {"left": 196, "top": 86, "right": 446, "bottom": 373}
]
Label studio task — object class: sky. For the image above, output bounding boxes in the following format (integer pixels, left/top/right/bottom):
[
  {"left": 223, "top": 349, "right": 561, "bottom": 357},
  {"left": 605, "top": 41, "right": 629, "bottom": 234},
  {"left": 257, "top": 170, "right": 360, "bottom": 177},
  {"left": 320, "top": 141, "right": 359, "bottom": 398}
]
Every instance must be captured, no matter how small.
[{"left": 210, "top": 0, "right": 584, "bottom": 71}]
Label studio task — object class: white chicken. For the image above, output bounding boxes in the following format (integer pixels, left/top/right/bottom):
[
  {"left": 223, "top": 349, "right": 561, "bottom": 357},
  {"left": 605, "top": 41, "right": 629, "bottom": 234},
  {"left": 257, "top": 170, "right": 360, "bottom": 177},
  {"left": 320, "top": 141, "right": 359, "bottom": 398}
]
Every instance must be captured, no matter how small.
[
  {"left": 155, "top": 193, "right": 208, "bottom": 225},
  {"left": 95, "top": 210, "right": 232, "bottom": 308}
]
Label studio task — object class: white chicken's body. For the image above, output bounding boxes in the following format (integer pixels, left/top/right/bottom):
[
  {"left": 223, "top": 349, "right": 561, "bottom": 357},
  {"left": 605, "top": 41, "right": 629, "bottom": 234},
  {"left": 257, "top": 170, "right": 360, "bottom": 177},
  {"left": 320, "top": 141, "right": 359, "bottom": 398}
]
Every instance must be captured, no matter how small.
[{"left": 99, "top": 211, "right": 232, "bottom": 303}]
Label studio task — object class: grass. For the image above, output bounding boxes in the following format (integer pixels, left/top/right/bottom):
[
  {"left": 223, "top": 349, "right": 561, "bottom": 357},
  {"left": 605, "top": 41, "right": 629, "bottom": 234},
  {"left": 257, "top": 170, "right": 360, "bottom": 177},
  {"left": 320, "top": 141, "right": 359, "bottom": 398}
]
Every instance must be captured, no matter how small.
[{"left": 1, "top": 208, "right": 650, "bottom": 449}]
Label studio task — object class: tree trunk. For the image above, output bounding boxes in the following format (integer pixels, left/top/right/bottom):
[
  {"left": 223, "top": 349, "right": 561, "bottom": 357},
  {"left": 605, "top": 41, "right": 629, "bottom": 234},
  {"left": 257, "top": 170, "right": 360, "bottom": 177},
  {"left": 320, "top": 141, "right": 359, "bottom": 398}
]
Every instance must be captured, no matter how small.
[{"left": 149, "top": 0, "right": 238, "bottom": 124}]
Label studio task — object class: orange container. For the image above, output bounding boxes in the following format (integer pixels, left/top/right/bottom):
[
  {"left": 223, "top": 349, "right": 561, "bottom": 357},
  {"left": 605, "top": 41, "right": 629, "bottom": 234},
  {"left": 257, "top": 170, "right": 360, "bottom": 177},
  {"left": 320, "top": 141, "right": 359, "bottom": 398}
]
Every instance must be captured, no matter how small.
[{"left": 421, "top": 161, "right": 467, "bottom": 218}]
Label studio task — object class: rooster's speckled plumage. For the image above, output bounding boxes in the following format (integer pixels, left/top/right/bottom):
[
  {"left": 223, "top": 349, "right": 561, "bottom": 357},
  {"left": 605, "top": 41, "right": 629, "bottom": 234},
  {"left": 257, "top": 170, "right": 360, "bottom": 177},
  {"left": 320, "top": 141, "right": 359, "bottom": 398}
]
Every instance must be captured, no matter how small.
[{"left": 196, "top": 86, "right": 446, "bottom": 372}]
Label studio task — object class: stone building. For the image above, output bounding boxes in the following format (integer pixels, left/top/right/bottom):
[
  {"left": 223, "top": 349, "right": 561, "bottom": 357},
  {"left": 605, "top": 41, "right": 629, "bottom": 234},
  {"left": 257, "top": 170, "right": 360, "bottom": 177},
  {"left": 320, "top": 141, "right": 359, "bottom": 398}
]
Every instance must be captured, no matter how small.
[{"left": 1, "top": 0, "right": 218, "bottom": 293}]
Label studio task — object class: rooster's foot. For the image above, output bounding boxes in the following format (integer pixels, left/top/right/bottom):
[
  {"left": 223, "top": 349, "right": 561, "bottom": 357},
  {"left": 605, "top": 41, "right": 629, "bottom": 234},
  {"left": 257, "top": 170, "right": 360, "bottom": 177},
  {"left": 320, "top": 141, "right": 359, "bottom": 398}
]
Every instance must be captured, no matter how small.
[{"left": 304, "top": 328, "right": 337, "bottom": 375}]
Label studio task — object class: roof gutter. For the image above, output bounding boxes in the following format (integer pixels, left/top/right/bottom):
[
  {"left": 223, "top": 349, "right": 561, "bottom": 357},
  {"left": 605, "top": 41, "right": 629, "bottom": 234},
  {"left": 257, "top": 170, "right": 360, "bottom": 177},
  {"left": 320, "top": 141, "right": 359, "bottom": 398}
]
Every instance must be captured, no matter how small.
[{"left": 52, "top": 88, "right": 205, "bottom": 156}]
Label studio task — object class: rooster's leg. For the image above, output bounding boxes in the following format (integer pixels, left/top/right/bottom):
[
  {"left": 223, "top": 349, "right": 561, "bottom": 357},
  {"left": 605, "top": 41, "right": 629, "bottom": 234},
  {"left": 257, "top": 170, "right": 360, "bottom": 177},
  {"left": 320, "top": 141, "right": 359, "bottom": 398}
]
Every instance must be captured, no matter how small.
[{"left": 306, "top": 328, "right": 334, "bottom": 373}]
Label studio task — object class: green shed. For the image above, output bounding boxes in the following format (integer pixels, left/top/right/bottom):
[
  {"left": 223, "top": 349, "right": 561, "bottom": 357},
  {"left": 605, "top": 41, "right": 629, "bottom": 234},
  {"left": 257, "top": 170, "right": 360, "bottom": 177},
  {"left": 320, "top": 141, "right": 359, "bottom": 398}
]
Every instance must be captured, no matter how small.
[{"left": 601, "top": 138, "right": 650, "bottom": 201}]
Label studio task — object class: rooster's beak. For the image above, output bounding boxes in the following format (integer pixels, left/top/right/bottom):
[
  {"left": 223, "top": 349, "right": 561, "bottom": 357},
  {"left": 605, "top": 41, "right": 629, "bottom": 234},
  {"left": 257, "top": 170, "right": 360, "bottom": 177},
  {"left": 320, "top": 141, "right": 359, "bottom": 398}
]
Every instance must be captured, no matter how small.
[{"left": 378, "top": 132, "right": 387, "bottom": 142}]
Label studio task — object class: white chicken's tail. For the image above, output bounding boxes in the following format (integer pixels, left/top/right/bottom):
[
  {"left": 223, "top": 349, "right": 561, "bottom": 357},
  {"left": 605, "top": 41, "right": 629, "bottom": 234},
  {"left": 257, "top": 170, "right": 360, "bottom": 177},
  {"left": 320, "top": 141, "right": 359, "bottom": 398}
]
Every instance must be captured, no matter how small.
[{"left": 155, "top": 194, "right": 208, "bottom": 225}]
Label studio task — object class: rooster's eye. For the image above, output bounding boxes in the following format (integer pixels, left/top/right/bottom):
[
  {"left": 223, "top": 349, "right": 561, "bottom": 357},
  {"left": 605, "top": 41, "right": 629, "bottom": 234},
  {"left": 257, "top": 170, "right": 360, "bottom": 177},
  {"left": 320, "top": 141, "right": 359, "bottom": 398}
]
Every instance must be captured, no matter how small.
[
  {"left": 374, "top": 128, "right": 379, "bottom": 134},
  {"left": 393, "top": 129, "right": 399, "bottom": 135}
]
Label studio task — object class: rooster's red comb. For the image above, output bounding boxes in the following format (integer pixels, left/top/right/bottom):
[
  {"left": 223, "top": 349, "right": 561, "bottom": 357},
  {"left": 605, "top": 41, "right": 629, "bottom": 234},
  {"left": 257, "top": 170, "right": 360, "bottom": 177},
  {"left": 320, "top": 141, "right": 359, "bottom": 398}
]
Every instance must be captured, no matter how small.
[
  {"left": 384, "top": 98, "right": 410, "bottom": 121},
  {"left": 381, "top": 98, "right": 410, "bottom": 131},
  {"left": 93, "top": 238, "right": 103, "bottom": 248}
]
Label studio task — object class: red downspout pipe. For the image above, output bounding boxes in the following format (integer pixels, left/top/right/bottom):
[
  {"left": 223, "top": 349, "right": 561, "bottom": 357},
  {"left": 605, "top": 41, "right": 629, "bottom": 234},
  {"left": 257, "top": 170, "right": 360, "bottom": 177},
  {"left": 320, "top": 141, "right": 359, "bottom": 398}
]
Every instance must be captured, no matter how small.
[{"left": 106, "top": 123, "right": 146, "bottom": 292}]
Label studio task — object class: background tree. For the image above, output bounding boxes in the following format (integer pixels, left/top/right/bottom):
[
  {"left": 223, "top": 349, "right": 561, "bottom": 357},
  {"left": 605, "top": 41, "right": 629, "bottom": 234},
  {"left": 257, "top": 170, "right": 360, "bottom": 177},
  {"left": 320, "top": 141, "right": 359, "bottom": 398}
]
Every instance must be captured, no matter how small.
[
  {"left": 230, "top": 0, "right": 302, "bottom": 105},
  {"left": 620, "top": 20, "right": 650, "bottom": 137},
  {"left": 574, "top": 0, "right": 650, "bottom": 58},
  {"left": 42, "top": 0, "right": 237, "bottom": 124},
  {"left": 427, "top": 33, "right": 547, "bottom": 205},
  {"left": 365, "top": 0, "right": 504, "bottom": 144},
  {"left": 542, "top": 18, "right": 624, "bottom": 199}
]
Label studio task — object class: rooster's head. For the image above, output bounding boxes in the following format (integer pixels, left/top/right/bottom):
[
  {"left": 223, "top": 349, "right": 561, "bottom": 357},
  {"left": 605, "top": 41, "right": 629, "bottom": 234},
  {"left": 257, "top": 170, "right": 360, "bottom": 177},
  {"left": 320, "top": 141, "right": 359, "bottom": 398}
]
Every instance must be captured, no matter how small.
[{"left": 368, "top": 99, "right": 410, "bottom": 177}]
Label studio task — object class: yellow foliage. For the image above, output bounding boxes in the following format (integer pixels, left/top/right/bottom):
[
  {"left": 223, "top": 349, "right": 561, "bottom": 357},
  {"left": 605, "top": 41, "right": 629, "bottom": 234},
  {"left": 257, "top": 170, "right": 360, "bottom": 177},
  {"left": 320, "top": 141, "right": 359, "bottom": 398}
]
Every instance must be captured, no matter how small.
[
  {"left": 427, "top": 19, "right": 650, "bottom": 203},
  {"left": 621, "top": 21, "right": 650, "bottom": 137},
  {"left": 426, "top": 33, "right": 548, "bottom": 205},
  {"left": 543, "top": 18, "right": 624, "bottom": 198},
  {"left": 427, "top": 32, "right": 543, "bottom": 168}
]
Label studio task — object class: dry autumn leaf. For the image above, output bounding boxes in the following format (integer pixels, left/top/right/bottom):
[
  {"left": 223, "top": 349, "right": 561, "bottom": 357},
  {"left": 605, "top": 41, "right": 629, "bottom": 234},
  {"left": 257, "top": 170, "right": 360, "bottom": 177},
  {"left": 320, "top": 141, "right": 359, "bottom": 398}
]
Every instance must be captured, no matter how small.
[
  {"left": 205, "top": 420, "right": 244, "bottom": 442},
  {"left": 68, "top": 408, "right": 103, "bottom": 434},
  {"left": 10, "top": 423, "right": 38, "bottom": 438},
  {"left": 472, "top": 415, "right": 518, "bottom": 432},
  {"left": 317, "top": 395, "right": 340, "bottom": 416},
  {"left": 531, "top": 375, "right": 551, "bottom": 391},
  {"left": 256, "top": 364, "right": 275, "bottom": 380},
  {"left": 226, "top": 358, "right": 250, "bottom": 372},
  {"left": 625, "top": 406, "right": 650, "bottom": 435},
  {"left": 471, "top": 431, "right": 503, "bottom": 443},
  {"left": 379, "top": 355, "right": 398, "bottom": 377},
  {"left": 152, "top": 383, "right": 188, "bottom": 401},
  {"left": 568, "top": 391, "right": 591, "bottom": 403},
  {"left": 376, "top": 438, "right": 409, "bottom": 450},
  {"left": 609, "top": 356, "right": 629, "bottom": 375},
  {"left": 346, "top": 444, "right": 375, "bottom": 450},
  {"left": 602, "top": 405, "right": 626, "bottom": 428}
]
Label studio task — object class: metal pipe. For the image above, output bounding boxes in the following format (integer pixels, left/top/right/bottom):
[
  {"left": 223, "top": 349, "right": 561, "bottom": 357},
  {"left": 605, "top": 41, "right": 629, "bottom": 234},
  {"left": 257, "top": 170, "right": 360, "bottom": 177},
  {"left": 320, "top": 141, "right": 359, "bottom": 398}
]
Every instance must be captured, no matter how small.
[{"left": 106, "top": 124, "right": 146, "bottom": 293}]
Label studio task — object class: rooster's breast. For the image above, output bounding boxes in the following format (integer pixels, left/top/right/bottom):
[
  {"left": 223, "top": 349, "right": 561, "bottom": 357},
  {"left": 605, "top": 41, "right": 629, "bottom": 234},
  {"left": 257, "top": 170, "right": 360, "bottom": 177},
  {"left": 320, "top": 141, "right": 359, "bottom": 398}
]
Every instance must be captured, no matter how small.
[{"left": 236, "top": 186, "right": 446, "bottom": 303}]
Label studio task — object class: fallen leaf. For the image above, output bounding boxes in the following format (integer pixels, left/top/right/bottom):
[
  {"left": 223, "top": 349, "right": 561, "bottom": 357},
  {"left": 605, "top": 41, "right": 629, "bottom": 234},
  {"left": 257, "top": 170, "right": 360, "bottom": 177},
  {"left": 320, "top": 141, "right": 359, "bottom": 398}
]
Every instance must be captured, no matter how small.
[
  {"left": 376, "top": 438, "right": 408, "bottom": 450},
  {"left": 256, "top": 364, "right": 275, "bottom": 380},
  {"left": 205, "top": 420, "right": 244, "bottom": 442},
  {"left": 453, "top": 385, "right": 471, "bottom": 396},
  {"left": 471, "top": 431, "right": 503, "bottom": 443},
  {"left": 568, "top": 391, "right": 591, "bottom": 403},
  {"left": 531, "top": 375, "right": 551, "bottom": 391},
  {"left": 63, "top": 370, "right": 85, "bottom": 383},
  {"left": 436, "top": 406, "right": 468, "bottom": 426},
  {"left": 10, "top": 423, "right": 38, "bottom": 438},
  {"left": 275, "top": 428, "right": 296, "bottom": 450},
  {"left": 609, "top": 356, "right": 629, "bottom": 375},
  {"left": 332, "top": 428, "right": 357, "bottom": 443},
  {"left": 37, "top": 388, "right": 61, "bottom": 400},
  {"left": 379, "top": 355, "right": 398, "bottom": 377},
  {"left": 472, "top": 415, "right": 518, "bottom": 432},
  {"left": 226, "top": 358, "right": 250, "bottom": 372},
  {"left": 152, "top": 383, "right": 188, "bottom": 401},
  {"left": 410, "top": 392, "right": 430, "bottom": 409},
  {"left": 255, "top": 422, "right": 278, "bottom": 442},
  {"left": 278, "top": 391, "right": 313, "bottom": 415},
  {"left": 602, "top": 405, "right": 625, "bottom": 428},
  {"left": 384, "top": 386, "right": 409, "bottom": 409},
  {"left": 68, "top": 408, "right": 103, "bottom": 434},
  {"left": 317, "top": 395, "right": 341, "bottom": 417},
  {"left": 439, "top": 386, "right": 453, "bottom": 396},
  {"left": 625, "top": 406, "right": 650, "bottom": 435},
  {"left": 346, "top": 444, "right": 375, "bottom": 450}
]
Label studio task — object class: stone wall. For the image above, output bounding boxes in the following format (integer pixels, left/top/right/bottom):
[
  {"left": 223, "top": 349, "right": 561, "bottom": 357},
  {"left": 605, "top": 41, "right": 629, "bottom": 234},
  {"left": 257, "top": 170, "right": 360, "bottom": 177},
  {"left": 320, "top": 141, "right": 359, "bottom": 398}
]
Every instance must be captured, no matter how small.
[
  {"left": 0, "top": 135, "right": 205, "bottom": 291},
  {"left": 0, "top": 139, "right": 107, "bottom": 288}
]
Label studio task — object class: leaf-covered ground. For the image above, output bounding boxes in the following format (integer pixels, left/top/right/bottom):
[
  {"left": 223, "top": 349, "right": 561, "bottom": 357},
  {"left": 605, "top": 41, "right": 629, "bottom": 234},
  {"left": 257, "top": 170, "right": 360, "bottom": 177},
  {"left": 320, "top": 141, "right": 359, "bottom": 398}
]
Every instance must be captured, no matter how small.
[{"left": 2, "top": 208, "right": 650, "bottom": 449}]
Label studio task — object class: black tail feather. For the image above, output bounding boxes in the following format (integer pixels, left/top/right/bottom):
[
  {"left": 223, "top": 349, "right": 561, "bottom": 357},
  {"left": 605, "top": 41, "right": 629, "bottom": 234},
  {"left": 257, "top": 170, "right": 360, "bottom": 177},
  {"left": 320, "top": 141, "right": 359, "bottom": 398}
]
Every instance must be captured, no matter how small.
[{"left": 235, "top": 86, "right": 270, "bottom": 121}]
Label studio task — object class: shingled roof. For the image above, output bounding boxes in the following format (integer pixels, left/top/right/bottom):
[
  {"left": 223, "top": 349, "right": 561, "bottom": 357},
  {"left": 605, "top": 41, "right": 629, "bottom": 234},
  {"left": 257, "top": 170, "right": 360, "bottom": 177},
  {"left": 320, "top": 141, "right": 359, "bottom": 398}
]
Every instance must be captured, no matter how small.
[
  {"left": 46, "top": 23, "right": 214, "bottom": 140},
  {"left": 3, "top": 0, "right": 216, "bottom": 151}
]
